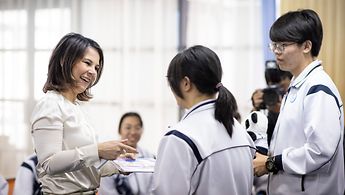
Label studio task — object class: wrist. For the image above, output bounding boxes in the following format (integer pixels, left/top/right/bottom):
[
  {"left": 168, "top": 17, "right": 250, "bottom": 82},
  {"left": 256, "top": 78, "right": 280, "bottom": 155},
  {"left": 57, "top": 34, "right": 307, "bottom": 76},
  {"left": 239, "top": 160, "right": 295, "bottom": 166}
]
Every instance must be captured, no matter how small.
[{"left": 265, "top": 155, "right": 279, "bottom": 173}]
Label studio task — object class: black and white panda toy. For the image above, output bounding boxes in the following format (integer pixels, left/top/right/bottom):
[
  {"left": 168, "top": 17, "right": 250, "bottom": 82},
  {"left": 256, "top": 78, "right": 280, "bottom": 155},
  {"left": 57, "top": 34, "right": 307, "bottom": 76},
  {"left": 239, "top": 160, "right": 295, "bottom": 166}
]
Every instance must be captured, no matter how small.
[
  {"left": 242, "top": 111, "right": 268, "bottom": 155},
  {"left": 243, "top": 111, "right": 270, "bottom": 194}
]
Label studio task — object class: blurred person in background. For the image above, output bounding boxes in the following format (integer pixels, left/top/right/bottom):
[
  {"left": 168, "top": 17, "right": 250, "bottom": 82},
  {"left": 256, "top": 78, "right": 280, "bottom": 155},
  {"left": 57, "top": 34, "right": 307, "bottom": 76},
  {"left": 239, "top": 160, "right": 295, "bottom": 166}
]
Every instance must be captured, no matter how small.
[
  {"left": 251, "top": 61, "right": 292, "bottom": 146},
  {"left": 13, "top": 154, "right": 41, "bottom": 195},
  {"left": 250, "top": 61, "right": 292, "bottom": 195},
  {"left": 99, "top": 112, "right": 154, "bottom": 195}
]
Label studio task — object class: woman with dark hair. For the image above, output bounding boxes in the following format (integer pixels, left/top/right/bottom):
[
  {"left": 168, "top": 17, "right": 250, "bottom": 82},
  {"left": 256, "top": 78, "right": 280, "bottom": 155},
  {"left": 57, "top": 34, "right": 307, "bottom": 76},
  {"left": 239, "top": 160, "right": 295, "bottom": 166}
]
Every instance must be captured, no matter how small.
[
  {"left": 31, "top": 33, "right": 136, "bottom": 195},
  {"left": 99, "top": 112, "right": 154, "bottom": 195},
  {"left": 151, "top": 45, "right": 255, "bottom": 195},
  {"left": 253, "top": 9, "right": 344, "bottom": 195}
]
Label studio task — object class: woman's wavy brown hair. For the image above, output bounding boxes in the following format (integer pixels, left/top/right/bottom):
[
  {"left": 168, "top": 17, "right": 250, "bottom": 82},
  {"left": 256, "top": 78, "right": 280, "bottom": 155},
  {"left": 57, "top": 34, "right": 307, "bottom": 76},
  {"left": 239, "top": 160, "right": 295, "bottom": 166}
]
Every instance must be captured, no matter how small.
[{"left": 43, "top": 32, "right": 104, "bottom": 101}]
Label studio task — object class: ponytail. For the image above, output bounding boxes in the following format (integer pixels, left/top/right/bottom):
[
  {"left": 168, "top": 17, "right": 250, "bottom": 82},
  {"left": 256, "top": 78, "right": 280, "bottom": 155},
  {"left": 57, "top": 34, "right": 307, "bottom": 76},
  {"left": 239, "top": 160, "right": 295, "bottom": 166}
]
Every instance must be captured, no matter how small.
[
  {"left": 215, "top": 84, "right": 238, "bottom": 137},
  {"left": 166, "top": 45, "right": 238, "bottom": 137}
]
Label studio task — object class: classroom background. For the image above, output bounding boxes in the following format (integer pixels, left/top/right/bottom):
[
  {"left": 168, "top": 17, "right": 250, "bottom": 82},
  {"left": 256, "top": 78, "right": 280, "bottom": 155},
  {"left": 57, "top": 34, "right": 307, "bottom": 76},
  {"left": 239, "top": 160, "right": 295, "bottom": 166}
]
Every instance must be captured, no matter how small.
[{"left": 0, "top": 0, "right": 344, "bottom": 186}]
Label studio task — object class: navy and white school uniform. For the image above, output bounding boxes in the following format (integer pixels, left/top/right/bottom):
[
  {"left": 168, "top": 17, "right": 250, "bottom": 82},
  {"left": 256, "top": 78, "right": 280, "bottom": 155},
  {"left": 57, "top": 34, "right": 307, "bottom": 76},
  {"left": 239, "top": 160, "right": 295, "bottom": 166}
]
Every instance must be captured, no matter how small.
[
  {"left": 98, "top": 147, "right": 154, "bottom": 195},
  {"left": 13, "top": 154, "right": 41, "bottom": 195},
  {"left": 268, "top": 60, "right": 344, "bottom": 194},
  {"left": 151, "top": 99, "right": 256, "bottom": 195}
]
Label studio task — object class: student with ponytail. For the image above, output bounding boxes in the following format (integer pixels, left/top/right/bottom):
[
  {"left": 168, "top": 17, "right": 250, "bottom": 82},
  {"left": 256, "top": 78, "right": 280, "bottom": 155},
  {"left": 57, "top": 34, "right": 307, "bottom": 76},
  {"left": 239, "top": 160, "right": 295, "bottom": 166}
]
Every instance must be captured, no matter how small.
[{"left": 151, "top": 45, "right": 255, "bottom": 195}]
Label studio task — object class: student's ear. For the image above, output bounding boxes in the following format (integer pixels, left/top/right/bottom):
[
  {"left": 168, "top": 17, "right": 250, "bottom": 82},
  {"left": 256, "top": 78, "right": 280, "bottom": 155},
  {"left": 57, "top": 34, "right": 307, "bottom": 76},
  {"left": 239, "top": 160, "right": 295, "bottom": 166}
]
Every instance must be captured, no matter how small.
[
  {"left": 303, "top": 40, "right": 312, "bottom": 54},
  {"left": 181, "top": 76, "right": 192, "bottom": 92}
]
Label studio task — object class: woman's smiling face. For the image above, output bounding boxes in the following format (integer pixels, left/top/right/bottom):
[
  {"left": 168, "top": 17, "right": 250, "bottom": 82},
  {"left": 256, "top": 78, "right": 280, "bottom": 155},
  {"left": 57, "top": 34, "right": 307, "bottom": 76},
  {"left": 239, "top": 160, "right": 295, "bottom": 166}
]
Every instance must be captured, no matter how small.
[{"left": 68, "top": 47, "right": 100, "bottom": 99}]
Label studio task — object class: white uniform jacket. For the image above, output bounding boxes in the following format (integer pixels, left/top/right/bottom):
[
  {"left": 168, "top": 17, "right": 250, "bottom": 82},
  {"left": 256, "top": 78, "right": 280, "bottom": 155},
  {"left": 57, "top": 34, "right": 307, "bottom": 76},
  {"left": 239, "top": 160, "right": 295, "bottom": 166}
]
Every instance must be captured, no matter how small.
[
  {"left": 268, "top": 60, "right": 345, "bottom": 195},
  {"left": 13, "top": 154, "right": 40, "bottom": 195},
  {"left": 99, "top": 146, "right": 154, "bottom": 195},
  {"left": 151, "top": 99, "right": 256, "bottom": 195}
]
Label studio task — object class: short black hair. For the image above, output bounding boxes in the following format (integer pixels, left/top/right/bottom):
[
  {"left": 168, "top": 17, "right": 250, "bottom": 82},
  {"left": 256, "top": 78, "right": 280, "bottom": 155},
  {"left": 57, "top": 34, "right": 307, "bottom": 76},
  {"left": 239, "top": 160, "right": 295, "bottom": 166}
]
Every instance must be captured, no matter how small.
[
  {"left": 265, "top": 68, "right": 292, "bottom": 86},
  {"left": 270, "top": 9, "right": 323, "bottom": 57}
]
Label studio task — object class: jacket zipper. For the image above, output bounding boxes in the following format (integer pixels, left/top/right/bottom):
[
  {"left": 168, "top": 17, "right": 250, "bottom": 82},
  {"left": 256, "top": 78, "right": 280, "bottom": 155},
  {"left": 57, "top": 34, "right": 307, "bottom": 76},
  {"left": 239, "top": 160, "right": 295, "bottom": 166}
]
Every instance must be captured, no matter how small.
[{"left": 301, "top": 175, "right": 305, "bottom": 191}]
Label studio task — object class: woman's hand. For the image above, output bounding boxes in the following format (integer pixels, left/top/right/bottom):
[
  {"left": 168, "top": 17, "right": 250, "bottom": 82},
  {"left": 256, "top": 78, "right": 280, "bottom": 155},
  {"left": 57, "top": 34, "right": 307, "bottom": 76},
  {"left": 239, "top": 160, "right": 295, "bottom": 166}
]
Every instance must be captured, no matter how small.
[
  {"left": 119, "top": 152, "right": 137, "bottom": 160},
  {"left": 98, "top": 139, "right": 137, "bottom": 160},
  {"left": 253, "top": 152, "right": 269, "bottom": 177}
]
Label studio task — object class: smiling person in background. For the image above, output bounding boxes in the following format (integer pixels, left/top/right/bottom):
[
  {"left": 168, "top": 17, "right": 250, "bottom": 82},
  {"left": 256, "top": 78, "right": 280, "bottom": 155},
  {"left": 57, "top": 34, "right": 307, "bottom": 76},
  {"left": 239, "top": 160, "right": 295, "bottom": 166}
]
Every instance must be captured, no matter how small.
[
  {"left": 31, "top": 33, "right": 136, "bottom": 195},
  {"left": 99, "top": 112, "right": 154, "bottom": 195}
]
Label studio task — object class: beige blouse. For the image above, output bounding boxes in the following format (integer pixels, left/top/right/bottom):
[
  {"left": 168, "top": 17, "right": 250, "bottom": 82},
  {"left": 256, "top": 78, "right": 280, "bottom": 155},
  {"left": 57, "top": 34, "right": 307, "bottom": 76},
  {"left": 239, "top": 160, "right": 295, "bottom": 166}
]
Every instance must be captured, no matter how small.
[{"left": 31, "top": 90, "right": 117, "bottom": 194}]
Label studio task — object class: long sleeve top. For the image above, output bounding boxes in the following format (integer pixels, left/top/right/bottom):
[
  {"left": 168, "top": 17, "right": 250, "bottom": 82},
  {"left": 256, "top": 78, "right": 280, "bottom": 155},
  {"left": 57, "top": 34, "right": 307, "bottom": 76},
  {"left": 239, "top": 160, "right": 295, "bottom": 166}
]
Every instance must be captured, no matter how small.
[
  {"left": 268, "top": 60, "right": 344, "bottom": 194},
  {"left": 151, "top": 99, "right": 256, "bottom": 195},
  {"left": 31, "top": 90, "right": 116, "bottom": 194}
]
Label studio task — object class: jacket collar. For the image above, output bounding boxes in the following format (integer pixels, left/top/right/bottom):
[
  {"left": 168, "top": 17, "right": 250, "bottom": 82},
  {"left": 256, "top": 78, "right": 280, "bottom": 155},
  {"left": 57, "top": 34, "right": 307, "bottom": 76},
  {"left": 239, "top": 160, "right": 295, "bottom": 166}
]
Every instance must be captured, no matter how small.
[
  {"left": 290, "top": 59, "right": 322, "bottom": 89},
  {"left": 182, "top": 99, "right": 216, "bottom": 120}
]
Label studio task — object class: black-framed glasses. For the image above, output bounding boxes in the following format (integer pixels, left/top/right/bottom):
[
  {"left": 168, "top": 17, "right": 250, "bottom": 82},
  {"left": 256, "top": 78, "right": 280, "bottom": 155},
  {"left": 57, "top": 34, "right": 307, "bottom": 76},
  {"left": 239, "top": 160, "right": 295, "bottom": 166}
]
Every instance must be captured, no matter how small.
[{"left": 269, "top": 42, "right": 296, "bottom": 53}]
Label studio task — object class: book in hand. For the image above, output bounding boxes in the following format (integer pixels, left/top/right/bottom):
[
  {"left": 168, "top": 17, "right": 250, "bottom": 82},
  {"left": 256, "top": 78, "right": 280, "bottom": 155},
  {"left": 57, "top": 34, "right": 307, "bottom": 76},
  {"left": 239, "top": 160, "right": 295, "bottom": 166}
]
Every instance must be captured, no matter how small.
[{"left": 112, "top": 157, "right": 156, "bottom": 173}]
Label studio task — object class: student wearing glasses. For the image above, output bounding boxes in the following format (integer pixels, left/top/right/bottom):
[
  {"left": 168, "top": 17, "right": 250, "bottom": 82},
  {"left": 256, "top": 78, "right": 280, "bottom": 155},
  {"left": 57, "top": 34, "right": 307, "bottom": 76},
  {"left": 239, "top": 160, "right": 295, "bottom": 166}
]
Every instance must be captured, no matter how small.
[
  {"left": 253, "top": 9, "right": 344, "bottom": 195},
  {"left": 151, "top": 45, "right": 255, "bottom": 195}
]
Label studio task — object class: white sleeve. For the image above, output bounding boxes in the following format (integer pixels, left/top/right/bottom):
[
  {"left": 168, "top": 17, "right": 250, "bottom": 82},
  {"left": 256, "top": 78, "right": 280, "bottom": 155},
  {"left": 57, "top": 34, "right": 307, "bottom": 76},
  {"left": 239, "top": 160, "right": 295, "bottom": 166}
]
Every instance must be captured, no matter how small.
[
  {"left": 31, "top": 99, "right": 99, "bottom": 175},
  {"left": 151, "top": 134, "right": 198, "bottom": 195},
  {"left": 0, "top": 176, "right": 8, "bottom": 195},
  {"left": 13, "top": 165, "right": 35, "bottom": 195},
  {"left": 282, "top": 88, "right": 342, "bottom": 174}
]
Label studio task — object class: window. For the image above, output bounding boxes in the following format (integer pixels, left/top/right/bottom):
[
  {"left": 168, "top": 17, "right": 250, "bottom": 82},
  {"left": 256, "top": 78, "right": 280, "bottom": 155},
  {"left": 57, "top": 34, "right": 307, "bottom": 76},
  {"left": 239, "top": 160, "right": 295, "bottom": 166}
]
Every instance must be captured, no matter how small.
[
  {"left": 0, "top": 0, "right": 179, "bottom": 178},
  {"left": 0, "top": 0, "right": 72, "bottom": 178},
  {"left": 0, "top": 0, "right": 264, "bottom": 179}
]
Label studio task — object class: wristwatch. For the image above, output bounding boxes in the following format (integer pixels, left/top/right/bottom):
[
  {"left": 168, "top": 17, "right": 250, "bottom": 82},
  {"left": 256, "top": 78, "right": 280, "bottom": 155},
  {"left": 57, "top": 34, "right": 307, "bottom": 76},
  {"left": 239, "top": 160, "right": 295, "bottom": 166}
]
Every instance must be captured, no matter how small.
[{"left": 265, "top": 156, "right": 279, "bottom": 173}]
